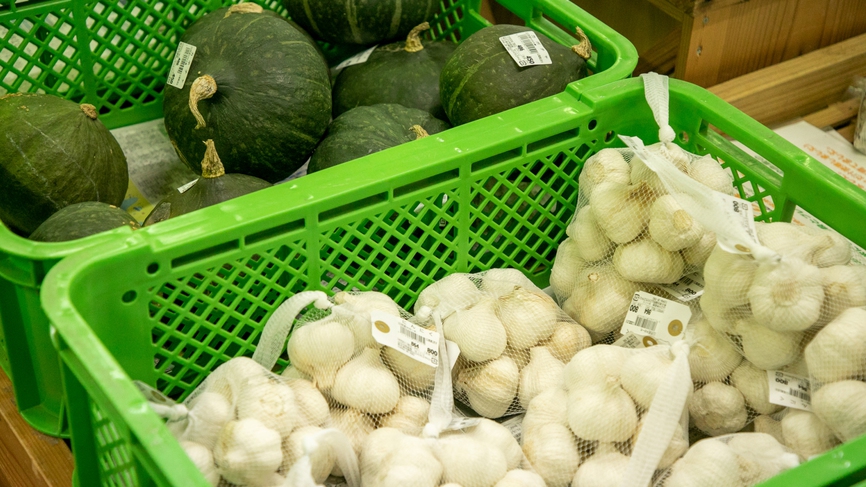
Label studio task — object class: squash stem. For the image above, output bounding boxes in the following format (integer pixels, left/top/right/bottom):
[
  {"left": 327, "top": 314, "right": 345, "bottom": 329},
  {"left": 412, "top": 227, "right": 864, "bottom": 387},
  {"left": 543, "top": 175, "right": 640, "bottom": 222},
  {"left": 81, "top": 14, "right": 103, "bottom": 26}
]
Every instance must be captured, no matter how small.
[
  {"left": 79, "top": 104, "right": 98, "bottom": 120},
  {"left": 225, "top": 2, "right": 263, "bottom": 17},
  {"left": 201, "top": 140, "right": 226, "bottom": 178},
  {"left": 571, "top": 27, "right": 592, "bottom": 59},
  {"left": 410, "top": 124, "right": 429, "bottom": 139},
  {"left": 189, "top": 75, "right": 217, "bottom": 130},
  {"left": 405, "top": 22, "right": 430, "bottom": 53}
]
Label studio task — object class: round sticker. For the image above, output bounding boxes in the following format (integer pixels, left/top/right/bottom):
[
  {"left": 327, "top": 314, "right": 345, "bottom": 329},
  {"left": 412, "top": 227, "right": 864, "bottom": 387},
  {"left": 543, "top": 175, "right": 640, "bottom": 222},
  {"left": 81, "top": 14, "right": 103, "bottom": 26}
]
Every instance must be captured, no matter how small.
[
  {"left": 374, "top": 320, "right": 390, "bottom": 333},
  {"left": 642, "top": 336, "right": 658, "bottom": 347},
  {"left": 668, "top": 319, "right": 684, "bottom": 336}
]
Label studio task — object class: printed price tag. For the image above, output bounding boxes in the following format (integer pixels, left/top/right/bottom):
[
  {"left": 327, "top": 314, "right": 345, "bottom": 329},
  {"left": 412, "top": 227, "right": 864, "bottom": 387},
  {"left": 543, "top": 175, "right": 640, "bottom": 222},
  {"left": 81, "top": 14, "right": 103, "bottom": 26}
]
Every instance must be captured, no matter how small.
[
  {"left": 371, "top": 310, "right": 441, "bottom": 367},
  {"left": 498, "top": 31, "right": 552, "bottom": 67},
  {"left": 499, "top": 414, "right": 524, "bottom": 443},
  {"left": 620, "top": 292, "right": 692, "bottom": 345},
  {"left": 613, "top": 332, "right": 648, "bottom": 349},
  {"left": 443, "top": 416, "right": 482, "bottom": 432},
  {"left": 177, "top": 178, "right": 199, "bottom": 194},
  {"left": 714, "top": 193, "right": 761, "bottom": 255},
  {"left": 333, "top": 45, "right": 378, "bottom": 70},
  {"left": 767, "top": 370, "right": 812, "bottom": 411},
  {"left": 659, "top": 273, "right": 705, "bottom": 302},
  {"left": 166, "top": 42, "right": 196, "bottom": 89}
]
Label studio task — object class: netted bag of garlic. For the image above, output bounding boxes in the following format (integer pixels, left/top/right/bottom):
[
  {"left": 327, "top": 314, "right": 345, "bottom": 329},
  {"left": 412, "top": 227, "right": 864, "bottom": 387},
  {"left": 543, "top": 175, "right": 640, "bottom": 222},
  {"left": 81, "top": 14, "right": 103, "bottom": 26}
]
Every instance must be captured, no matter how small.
[
  {"left": 412, "top": 268, "right": 591, "bottom": 418},
  {"left": 750, "top": 407, "right": 842, "bottom": 463}
]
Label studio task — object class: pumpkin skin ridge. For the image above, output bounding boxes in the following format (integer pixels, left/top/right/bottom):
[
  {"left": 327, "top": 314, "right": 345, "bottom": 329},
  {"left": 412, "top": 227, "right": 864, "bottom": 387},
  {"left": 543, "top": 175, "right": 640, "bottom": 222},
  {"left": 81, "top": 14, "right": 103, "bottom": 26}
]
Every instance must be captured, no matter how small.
[
  {"left": 442, "top": 50, "right": 512, "bottom": 122},
  {"left": 284, "top": 0, "right": 436, "bottom": 45},
  {"left": 29, "top": 202, "right": 139, "bottom": 242}
]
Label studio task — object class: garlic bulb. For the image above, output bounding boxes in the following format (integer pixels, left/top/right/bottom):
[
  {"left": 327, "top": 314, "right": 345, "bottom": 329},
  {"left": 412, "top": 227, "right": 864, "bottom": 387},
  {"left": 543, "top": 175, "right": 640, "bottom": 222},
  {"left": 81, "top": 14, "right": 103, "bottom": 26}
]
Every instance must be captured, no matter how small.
[
  {"left": 632, "top": 419, "right": 688, "bottom": 469},
  {"left": 567, "top": 383, "right": 638, "bottom": 442},
  {"left": 798, "top": 225, "right": 852, "bottom": 267},
  {"left": 414, "top": 273, "right": 483, "bottom": 319},
  {"left": 281, "top": 426, "right": 336, "bottom": 483},
  {"left": 444, "top": 298, "right": 508, "bottom": 363},
  {"left": 287, "top": 379, "right": 331, "bottom": 428},
  {"left": 805, "top": 307, "right": 866, "bottom": 382},
  {"left": 727, "top": 432, "right": 799, "bottom": 485},
  {"left": 753, "top": 415, "right": 785, "bottom": 445},
  {"left": 378, "top": 395, "right": 430, "bottom": 436},
  {"left": 180, "top": 441, "right": 220, "bottom": 486},
  {"left": 663, "top": 438, "right": 741, "bottom": 487},
  {"left": 630, "top": 143, "right": 689, "bottom": 195},
  {"left": 819, "top": 265, "right": 866, "bottom": 323},
  {"left": 687, "top": 319, "right": 742, "bottom": 383},
  {"left": 570, "top": 451, "right": 629, "bottom": 487},
  {"left": 235, "top": 380, "right": 297, "bottom": 437},
  {"left": 331, "top": 347, "right": 400, "bottom": 414},
  {"left": 735, "top": 318, "right": 804, "bottom": 370},
  {"left": 333, "top": 291, "right": 400, "bottom": 352},
  {"left": 781, "top": 409, "right": 840, "bottom": 459},
  {"left": 456, "top": 356, "right": 519, "bottom": 418},
  {"left": 563, "top": 344, "right": 630, "bottom": 391},
  {"left": 589, "top": 180, "right": 654, "bottom": 244},
  {"left": 681, "top": 231, "right": 717, "bottom": 267},
  {"left": 648, "top": 194, "right": 705, "bottom": 252},
  {"left": 567, "top": 206, "right": 614, "bottom": 262},
  {"left": 578, "top": 148, "right": 630, "bottom": 199},
  {"left": 614, "top": 238, "right": 685, "bottom": 284},
  {"left": 699, "top": 287, "right": 743, "bottom": 334},
  {"left": 281, "top": 365, "right": 311, "bottom": 381},
  {"left": 748, "top": 258, "right": 823, "bottom": 332},
  {"left": 381, "top": 345, "right": 435, "bottom": 392},
  {"left": 327, "top": 408, "right": 375, "bottom": 456},
  {"left": 755, "top": 222, "right": 816, "bottom": 261},
  {"left": 730, "top": 362, "right": 782, "bottom": 415},
  {"left": 518, "top": 347, "right": 565, "bottom": 409},
  {"left": 620, "top": 348, "right": 674, "bottom": 409},
  {"left": 688, "top": 155, "right": 734, "bottom": 195},
  {"left": 213, "top": 418, "right": 283, "bottom": 487},
  {"left": 361, "top": 428, "right": 442, "bottom": 487},
  {"left": 182, "top": 392, "right": 233, "bottom": 450},
  {"left": 523, "top": 386, "right": 568, "bottom": 434},
  {"left": 496, "top": 287, "right": 559, "bottom": 350},
  {"left": 287, "top": 319, "right": 354, "bottom": 390},
  {"left": 562, "top": 265, "right": 640, "bottom": 338},
  {"left": 433, "top": 435, "right": 508, "bottom": 487},
  {"left": 204, "top": 356, "right": 269, "bottom": 402},
  {"left": 480, "top": 268, "right": 536, "bottom": 296},
  {"left": 502, "top": 346, "right": 530, "bottom": 371},
  {"left": 688, "top": 382, "right": 748, "bottom": 436},
  {"left": 494, "top": 469, "right": 546, "bottom": 487},
  {"left": 550, "top": 238, "right": 586, "bottom": 300},
  {"left": 522, "top": 422, "right": 580, "bottom": 487},
  {"left": 539, "top": 322, "right": 590, "bottom": 363},
  {"left": 812, "top": 380, "right": 866, "bottom": 442},
  {"left": 703, "top": 247, "right": 758, "bottom": 306},
  {"left": 463, "top": 419, "right": 525, "bottom": 471}
]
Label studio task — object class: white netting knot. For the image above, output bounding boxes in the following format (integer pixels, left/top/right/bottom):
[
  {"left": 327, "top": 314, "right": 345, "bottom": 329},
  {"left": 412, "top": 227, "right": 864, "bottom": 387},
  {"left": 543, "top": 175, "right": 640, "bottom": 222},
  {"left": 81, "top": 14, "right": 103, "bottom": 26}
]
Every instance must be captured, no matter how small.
[
  {"left": 659, "top": 125, "right": 676, "bottom": 144},
  {"left": 670, "top": 340, "right": 690, "bottom": 360},
  {"left": 150, "top": 403, "right": 189, "bottom": 422}
]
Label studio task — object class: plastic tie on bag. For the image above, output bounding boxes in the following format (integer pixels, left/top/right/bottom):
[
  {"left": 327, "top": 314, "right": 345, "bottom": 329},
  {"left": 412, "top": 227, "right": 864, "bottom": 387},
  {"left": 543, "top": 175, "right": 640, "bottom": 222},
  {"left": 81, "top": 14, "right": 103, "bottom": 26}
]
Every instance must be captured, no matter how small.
[{"left": 253, "top": 291, "right": 333, "bottom": 371}]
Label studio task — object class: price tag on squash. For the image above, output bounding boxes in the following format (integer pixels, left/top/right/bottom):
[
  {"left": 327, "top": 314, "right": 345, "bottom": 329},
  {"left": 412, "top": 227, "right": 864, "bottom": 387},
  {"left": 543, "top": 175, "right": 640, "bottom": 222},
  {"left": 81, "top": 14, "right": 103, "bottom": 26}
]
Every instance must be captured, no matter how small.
[
  {"left": 333, "top": 45, "right": 378, "bottom": 70},
  {"left": 659, "top": 272, "right": 705, "bottom": 302},
  {"left": 166, "top": 42, "right": 196, "bottom": 89},
  {"left": 620, "top": 292, "right": 691, "bottom": 345},
  {"left": 767, "top": 370, "right": 812, "bottom": 411},
  {"left": 371, "top": 310, "right": 442, "bottom": 367},
  {"left": 499, "top": 31, "right": 551, "bottom": 67},
  {"left": 177, "top": 178, "right": 199, "bottom": 194}
]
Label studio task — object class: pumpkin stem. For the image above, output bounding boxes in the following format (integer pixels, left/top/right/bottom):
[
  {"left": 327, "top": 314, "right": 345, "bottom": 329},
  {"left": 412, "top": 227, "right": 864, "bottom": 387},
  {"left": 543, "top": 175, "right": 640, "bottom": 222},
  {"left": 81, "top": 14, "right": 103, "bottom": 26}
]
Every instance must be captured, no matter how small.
[
  {"left": 405, "top": 22, "right": 430, "bottom": 53},
  {"left": 201, "top": 140, "right": 226, "bottom": 178},
  {"left": 189, "top": 75, "right": 217, "bottom": 130},
  {"left": 225, "top": 2, "right": 264, "bottom": 17},
  {"left": 410, "top": 124, "right": 429, "bottom": 139},
  {"left": 79, "top": 104, "right": 98, "bottom": 120},
  {"left": 571, "top": 27, "right": 592, "bottom": 60}
]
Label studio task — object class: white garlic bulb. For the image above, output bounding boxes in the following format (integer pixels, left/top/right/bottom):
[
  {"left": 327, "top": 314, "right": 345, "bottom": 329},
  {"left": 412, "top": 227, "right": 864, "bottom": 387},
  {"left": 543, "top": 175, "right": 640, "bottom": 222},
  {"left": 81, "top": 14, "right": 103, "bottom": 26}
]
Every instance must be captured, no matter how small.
[
  {"left": 730, "top": 361, "right": 782, "bottom": 415},
  {"left": 567, "top": 206, "right": 614, "bottom": 262},
  {"left": 812, "top": 380, "right": 866, "bottom": 442},
  {"left": 496, "top": 287, "right": 559, "bottom": 350},
  {"left": 798, "top": 225, "right": 852, "bottom": 267},
  {"left": 578, "top": 148, "right": 630, "bottom": 199},
  {"left": 518, "top": 347, "right": 565, "bottom": 409},
  {"left": 703, "top": 246, "right": 758, "bottom": 307},
  {"left": 589, "top": 180, "right": 654, "bottom": 244},
  {"left": 463, "top": 419, "right": 525, "bottom": 471},
  {"left": 523, "top": 386, "right": 568, "bottom": 434},
  {"left": 567, "top": 383, "right": 638, "bottom": 442},
  {"left": 727, "top": 432, "right": 799, "bottom": 485},
  {"left": 522, "top": 422, "right": 580, "bottom": 487},
  {"left": 494, "top": 469, "right": 546, "bottom": 487},
  {"left": 235, "top": 379, "right": 297, "bottom": 437},
  {"left": 414, "top": 273, "right": 483, "bottom": 319},
  {"left": 754, "top": 414, "right": 785, "bottom": 445},
  {"left": 571, "top": 451, "right": 630, "bottom": 487},
  {"left": 734, "top": 318, "right": 803, "bottom": 370},
  {"left": 444, "top": 298, "right": 508, "bottom": 363},
  {"left": 620, "top": 348, "right": 675, "bottom": 409},
  {"left": 281, "top": 426, "right": 336, "bottom": 483},
  {"left": 331, "top": 347, "right": 401, "bottom": 415},
  {"left": 687, "top": 155, "right": 734, "bottom": 195},
  {"left": 781, "top": 409, "right": 840, "bottom": 460},
  {"left": 327, "top": 408, "right": 375, "bottom": 457},
  {"left": 539, "top": 322, "right": 590, "bottom": 363},
  {"left": 687, "top": 319, "right": 742, "bottom": 383},
  {"left": 204, "top": 356, "right": 269, "bottom": 402},
  {"left": 378, "top": 395, "right": 430, "bottom": 437},
  {"left": 456, "top": 356, "right": 519, "bottom": 418},
  {"left": 281, "top": 365, "right": 311, "bottom": 381},
  {"left": 630, "top": 142, "right": 689, "bottom": 195},
  {"left": 285, "top": 379, "right": 330, "bottom": 429},
  {"left": 649, "top": 194, "right": 705, "bottom": 252},
  {"left": 433, "top": 435, "right": 508, "bottom": 487},
  {"left": 181, "top": 392, "right": 233, "bottom": 450},
  {"left": 213, "top": 418, "right": 283, "bottom": 487},
  {"left": 287, "top": 319, "right": 354, "bottom": 390},
  {"left": 563, "top": 344, "right": 630, "bottom": 391},
  {"left": 549, "top": 238, "right": 586, "bottom": 300},
  {"left": 805, "top": 307, "right": 866, "bottom": 382},
  {"left": 818, "top": 265, "right": 866, "bottom": 324},
  {"left": 748, "top": 257, "right": 824, "bottom": 332},
  {"left": 663, "top": 438, "right": 741, "bottom": 487},
  {"left": 180, "top": 441, "right": 220, "bottom": 486},
  {"left": 333, "top": 291, "right": 400, "bottom": 351},
  {"left": 381, "top": 345, "right": 436, "bottom": 392},
  {"left": 562, "top": 265, "right": 640, "bottom": 339},
  {"left": 614, "top": 238, "right": 685, "bottom": 284},
  {"left": 480, "top": 268, "right": 536, "bottom": 296},
  {"left": 681, "top": 231, "right": 717, "bottom": 267},
  {"left": 360, "top": 428, "right": 442, "bottom": 487},
  {"left": 688, "top": 382, "right": 748, "bottom": 436}
]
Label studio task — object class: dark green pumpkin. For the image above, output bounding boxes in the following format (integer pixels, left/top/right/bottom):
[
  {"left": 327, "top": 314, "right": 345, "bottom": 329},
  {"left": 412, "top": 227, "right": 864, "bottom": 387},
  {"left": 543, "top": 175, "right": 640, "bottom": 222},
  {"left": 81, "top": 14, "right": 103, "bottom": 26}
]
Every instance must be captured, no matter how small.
[
  {"left": 0, "top": 93, "right": 129, "bottom": 236},
  {"left": 440, "top": 25, "right": 590, "bottom": 126},
  {"left": 332, "top": 23, "right": 456, "bottom": 120},
  {"left": 308, "top": 103, "right": 449, "bottom": 173},
  {"left": 283, "top": 0, "right": 436, "bottom": 45},
  {"left": 144, "top": 140, "right": 271, "bottom": 226},
  {"left": 163, "top": 4, "right": 331, "bottom": 183},
  {"left": 29, "top": 202, "right": 139, "bottom": 242}
]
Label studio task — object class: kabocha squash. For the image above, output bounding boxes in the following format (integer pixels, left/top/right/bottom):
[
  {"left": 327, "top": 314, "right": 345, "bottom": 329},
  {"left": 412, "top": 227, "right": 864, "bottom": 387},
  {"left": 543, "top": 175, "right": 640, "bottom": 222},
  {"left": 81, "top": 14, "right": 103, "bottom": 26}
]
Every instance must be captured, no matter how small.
[
  {"left": 308, "top": 104, "right": 449, "bottom": 173},
  {"left": 144, "top": 140, "right": 271, "bottom": 226},
  {"left": 440, "top": 25, "right": 591, "bottom": 126},
  {"left": 163, "top": 4, "right": 331, "bottom": 183},
  {"left": 283, "top": 0, "right": 436, "bottom": 45},
  {"left": 0, "top": 93, "right": 128, "bottom": 236},
  {"left": 332, "top": 23, "right": 456, "bottom": 120},
  {"left": 29, "top": 202, "right": 139, "bottom": 242}
]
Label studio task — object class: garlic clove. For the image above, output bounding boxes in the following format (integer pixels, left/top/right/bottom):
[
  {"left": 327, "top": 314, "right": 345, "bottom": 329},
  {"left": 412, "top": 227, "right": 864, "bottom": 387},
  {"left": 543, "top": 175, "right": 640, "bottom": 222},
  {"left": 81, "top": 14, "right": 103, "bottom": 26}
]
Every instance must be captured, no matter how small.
[
  {"left": 332, "top": 291, "right": 401, "bottom": 352},
  {"left": 734, "top": 318, "right": 803, "bottom": 370},
  {"left": 567, "top": 384, "right": 638, "bottom": 442},
  {"left": 414, "top": 273, "right": 483, "bottom": 319},
  {"left": 518, "top": 347, "right": 565, "bottom": 409},
  {"left": 663, "top": 438, "right": 742, "bottom": 487},
  {"left": 811, "top": 380, "right": 866, "bottom": 442},
  {"left": 563, "top": 344, "right": 630, "bottom": 392},
  {"left": 570, "top": 451, "right": 630, "bottom": 487},
  {"left": 378, "top": 395, "right": 430, "bottom": 437},
  {"left": 180, "top": 441, "right": 220, "bottom": 486},
  {"left": 381, "top": 345, "right": 436, "bottom": 392},
  {"left": 433, "top": 435, "right": 508, "bottom": 487},
  {"left": 182, "top": 392, "right": 233, "bottom": 450},
  {"left": 578, "top": 148, "right": 631, "bottom": 199},
  {"left": 781, "top": 408, "right": 840, "bottom": 459},
  {"left": 648, "top": 194, "right": 705, "bottom": 252},
  {"left": 614, "top": 238, "right": 686, "bottom": 284},
  {"left": 688, "top": 381, "right": 748, "bottom": 436},
  {"left": 235, "top": 379, "right": 297, "bottom": 437},
  {"left": 753, "top": 414, "right": 785, "bottom": 445},
  {"left": 550, "top": 238, "right": 586, "bottom": 301},
  {"left": 702, "top": 246, "right": 758, "bottom": 307},
  {"left": 496, "top": 287, "right": 559, "bottom": 350},
  {"left": 539, "top": 322, "right": 590, "bottom": 363},
  {"left": 456, "top": 355, "right": 519, "bottom": 418},
  {"left": 331, "top": 347, "right": 401, "bottom": 415},
  {"left": 727, "top": 432, "right": 799, "bottom": 485},
  {"left": 687, "top": 155, "right": 735, "bottom": 195},
  {"left": 798, "top": 225, "right": 852, "bottom": 267},
  {"left": 567, "top": 206, "right": 614, "bottom": 262},
  {"left": 748, "top": 257, "right": 823, "bottom": 332},
  {"left": 730, "top": 361, "right": 783, "bottom": 415},
  {"left": 286, "top": 378, "right": 330, "bottom": 428},
  {"left": 213, "top": 418, "right": 283, "bottom": 487},
  {"left": 281, "top": 365, "right": 311, "bottom": 381},
  {"left": 687, "top": 318, "right": 742, "bottom": 383},
  {"left": 360, "top": 428, "right": 442, "bottom": 487},
  {"left": 817, "top": 265, "right": 866, "bottom": 325},
  {"left": 281, "top": 426, "right": 336, "bottom": 482},
  {"left": 327, "top": 408, "right": 375, "bottom": 476},
  {"left": 462, "top": 418, "right": 525, "bottom": 471},
  {"left": 287, "top": 319, "right": 354, "bottom": 390},
  {"left": 444, "top": 298, "right": 508, "bottom": 363},
  {"left": 620, "top": 348, "right": 676, "bottom": 409},
  {"left": 494, "top": 469, "right": 546, "bottom": 487},
  {"left": 805, "top": 307, "right": 866, "bottom": 383},
  {"left": 589, "top": 180, "right": 655, "bottom": 244},
  {"left": 523, "top": 386, "right": 568, "bottom": 435},
  {"left": 562, "top": 265, "right": 640, "bottom": 338},
  {"left": 681, "top": 230, "right": 717, "bottom": 267},
  {"left": 522, "top": 422, "right": 581, "bottom": 487},
  {"left": 698, "top": 286, "right": 744, "bottom": 334},
  {"left": 479, "top": 268, "right": 537, "bottom": 296}
]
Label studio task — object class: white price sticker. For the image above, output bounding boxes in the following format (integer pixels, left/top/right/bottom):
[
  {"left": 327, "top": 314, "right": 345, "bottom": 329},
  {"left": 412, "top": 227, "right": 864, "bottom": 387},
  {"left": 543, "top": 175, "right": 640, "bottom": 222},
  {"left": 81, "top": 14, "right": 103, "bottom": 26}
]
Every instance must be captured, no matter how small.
[
  {"left": 767, "top": 370, "right": 812, "bottom": 411},
  {"left": 499, "top": 31, "right": 552, "bottom": 67},
  {"left": 620, "top": 292, "right": 692, "bottom": 345},
  {"left": 443, "top": 416, "right": 482, "bottom": 432},
  {"left": 177, "top": 178, "right": 199, "bottom": 194},
  {"left": 371, "top": 310, "right": 441, "bottom": 367},
  {"left": 613, "top": 332, "right": 648, "bottom": 349},
  {"left": 714, "top": 193, "right": 761, "bottom": 255},
  {"left": 500, "top": 414, "right": 524, "bottom": 443},
  {"left": 659, "top": 273, "right": 705, "bottom": 302},
  {"left": 333, "top": 45, "right": 378, "bottom": 70},
  {"left": 166, "top": 42, "right": 196, "bottom": 89}
]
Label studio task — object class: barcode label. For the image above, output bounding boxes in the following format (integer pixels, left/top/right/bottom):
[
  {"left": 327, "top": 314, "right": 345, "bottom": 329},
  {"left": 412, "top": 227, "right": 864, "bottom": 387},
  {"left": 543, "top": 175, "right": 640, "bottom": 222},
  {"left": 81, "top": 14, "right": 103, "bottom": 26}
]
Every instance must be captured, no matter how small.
[
  {"left": 789, "top": 389, "right": 811, "bottom": 402},
  {"left": 660, "top": 272, "right": 705, "bottom": 302},
  {"left": 634, "top": 316, "right": 658, "bottom": 332},
  {"left": 621, "top": 291, "right": 691, "bottom": 345},
  {"left": 177, "top": 178, "right": 199, "bottom": 194},
  {"left": 768, "top": 370, "right": 812, "bottom": 411},
  {"left": 400, "top": 324, "right": 426, "bottom": 344},
  {"left": 613, "top": 332, "right": 646, "bottom": 349},
  {"left": 498, "top": 31, "right": 552, "bottom": 67},
  {"left": 166, "top": 42, "right": 196, "bottom": 89},
  {"left": 714, "top": 193, "right": 761, "bottom": 255},
  {"left": 371, "top": 310, "right": 440, "bottom": 367}
]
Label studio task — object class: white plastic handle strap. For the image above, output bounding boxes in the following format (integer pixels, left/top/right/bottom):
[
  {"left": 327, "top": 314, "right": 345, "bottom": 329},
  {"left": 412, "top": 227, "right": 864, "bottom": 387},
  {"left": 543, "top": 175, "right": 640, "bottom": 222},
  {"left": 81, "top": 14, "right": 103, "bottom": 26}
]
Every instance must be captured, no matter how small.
[
  {"left": 253, "top": 291, "right": 333, "bottom": 371},
  {"left": 641, "top": 72, "right": 676, "bottom": 144},
  {"left": 282, "top": 456, "right": 320, "bottom": 487},
  {"left": 619, "top": 341, "right": 692, "bottom": 487},
  {"left": 308, "top": 428, "right": 361, "bottom": 487},
  {"left": 422, "top": 311, "right": 454, "bottom": 439},
  {"left": 134, "top": 380, "right": 189, "bottom": 421}
]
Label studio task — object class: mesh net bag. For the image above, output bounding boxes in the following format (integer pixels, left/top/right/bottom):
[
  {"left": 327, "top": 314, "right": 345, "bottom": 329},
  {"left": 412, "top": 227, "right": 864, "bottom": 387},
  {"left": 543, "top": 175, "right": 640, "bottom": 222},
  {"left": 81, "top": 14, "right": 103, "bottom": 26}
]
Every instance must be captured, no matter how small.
[{"left": 411, "top": 267, "right": 591, "bottom": 418}]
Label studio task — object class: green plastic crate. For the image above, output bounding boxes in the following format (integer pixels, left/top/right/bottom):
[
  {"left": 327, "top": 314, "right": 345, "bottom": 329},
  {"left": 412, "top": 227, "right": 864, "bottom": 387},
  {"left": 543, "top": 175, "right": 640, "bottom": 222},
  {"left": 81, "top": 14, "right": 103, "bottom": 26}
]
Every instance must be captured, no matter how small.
[
  {"left": 42, "top": 77, "right": 866, "bottom": 486},
  {"left": 0, "top": 0, "right": 637, "bottom": 437}
]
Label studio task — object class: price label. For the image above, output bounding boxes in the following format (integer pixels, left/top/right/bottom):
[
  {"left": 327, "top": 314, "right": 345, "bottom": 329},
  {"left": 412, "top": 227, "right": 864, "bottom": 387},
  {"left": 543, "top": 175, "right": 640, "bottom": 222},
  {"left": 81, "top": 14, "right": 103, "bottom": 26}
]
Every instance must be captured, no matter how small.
[
  {"left": 499, "top": 414, "right": 524, "bottom": 443},
  {"left": 499, "top": 31, "right": 552, "bottom": 67},
  {"left": 177, "top": 178, "right": 199, "bottom": 194},
  {"left": 659, "top": 273, "right": 705, "bottom": 302},
  {"left": 333, "top": 45, "right": 378, "bottom": 70},
  {"left": 714, "top": 193, "right": 761, "bottom": 255},
  {"left": 371, "top": 310, "right": 441, "bottom": 367},
  {"left": 613, "top": 332, "right": 648, "bottom": 349},
  {"left": 767, "top": 370, "right": 812, "bottom": 411},
  {"left": 620, "top": 292, "right": 692, "bottom": 345},
  {"left": 166, "top": 42, "right": 196, "bottom": 89}
]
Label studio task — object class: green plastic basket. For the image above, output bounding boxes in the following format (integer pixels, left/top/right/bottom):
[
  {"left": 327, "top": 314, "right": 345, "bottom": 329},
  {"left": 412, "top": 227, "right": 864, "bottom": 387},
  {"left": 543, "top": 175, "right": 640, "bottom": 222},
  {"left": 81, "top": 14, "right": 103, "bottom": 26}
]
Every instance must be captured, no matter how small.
[
  {"left": 0, "top": 0, "right": 637, "bottom": 437},
  {"left": 42, "top": 77, "right": 866, "bottom": 486}
]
